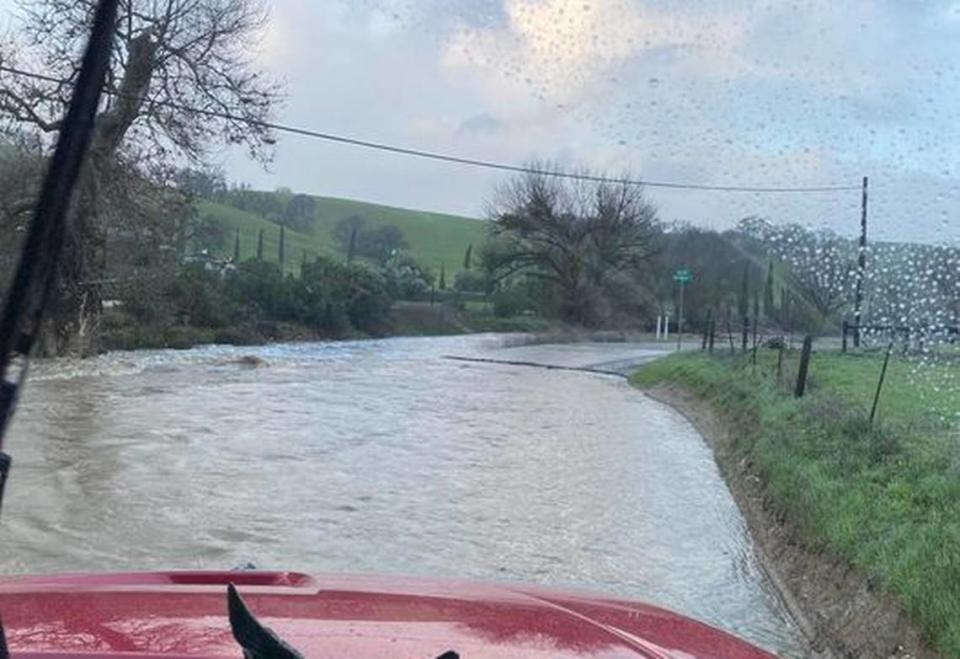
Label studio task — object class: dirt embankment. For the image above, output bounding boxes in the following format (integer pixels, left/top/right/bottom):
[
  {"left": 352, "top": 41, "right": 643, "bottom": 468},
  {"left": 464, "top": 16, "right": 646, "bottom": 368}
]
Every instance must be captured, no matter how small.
[{"left": 643, "top": 385, "right": 937, "bottom": 659}]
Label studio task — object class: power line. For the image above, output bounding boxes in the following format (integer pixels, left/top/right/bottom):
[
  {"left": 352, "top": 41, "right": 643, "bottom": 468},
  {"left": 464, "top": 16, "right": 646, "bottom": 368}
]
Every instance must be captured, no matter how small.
[{"left": 0, "top": 64, "right": 862, "bottom": 194}]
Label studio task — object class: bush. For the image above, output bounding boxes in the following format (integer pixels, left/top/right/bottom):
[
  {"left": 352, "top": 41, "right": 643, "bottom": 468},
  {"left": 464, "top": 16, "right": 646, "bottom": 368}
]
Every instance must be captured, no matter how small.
[
  {"left": 381, "top": 252, "right": 432, "bottom": 300},
  {"left": 297, "top": 257, "right": 353, "bottom": 335},
  {"left": 165, "top": 263, "right": 236, "bottom": 328},
  {"left": 765, "top": 336, "right": 786, "bottom": 349},
  {"left": 344, "top": 264, "right": 393, "bottom": 336},
  {"left": 503, "top": 276, "right": 564, "bottom": 319},
  {"left": 164, "top": 325, "right": 214, "bottom": 349},
  {"left": 213, "top": 326, "right": 265, "bottom": 346},
  {"left": 115, "top": 269, "right": 177, "bottom": 326},
  {"left": 491, "top": 282, "right": 537, "bottom": 318},
  {"left": 454, "top": 269, "right": 488, "bottom": 293},
  {"left": 106, "top": 252, "right": 398, "bottom": 349},
  {"left": 226, "top": 260, "right": 291, "bottom": 320}
]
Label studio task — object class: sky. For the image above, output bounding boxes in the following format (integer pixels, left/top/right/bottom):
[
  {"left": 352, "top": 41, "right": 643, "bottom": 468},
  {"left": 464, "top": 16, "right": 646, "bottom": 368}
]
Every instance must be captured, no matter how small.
[{"left": 4, "top": 0, "right": 960, "bottom": 242}]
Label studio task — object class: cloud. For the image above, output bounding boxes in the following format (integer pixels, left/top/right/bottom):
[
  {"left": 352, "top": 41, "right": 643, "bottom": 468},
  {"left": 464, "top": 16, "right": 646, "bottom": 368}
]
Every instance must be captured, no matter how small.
[
  {"left": 457, "top": 112, "right": 505, "bottom": 135},
  {"left": 215, "top": 0, "right": 960, "bottom": 244},
  {"left": 442, "top": 0, "right": 751, "bottom": 106}
]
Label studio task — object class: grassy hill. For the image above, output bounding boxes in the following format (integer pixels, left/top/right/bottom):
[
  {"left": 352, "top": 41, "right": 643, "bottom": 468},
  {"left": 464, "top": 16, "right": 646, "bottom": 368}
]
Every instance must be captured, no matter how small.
[{"left": 199, "top": 194, "right": 486, "bottom": 277}]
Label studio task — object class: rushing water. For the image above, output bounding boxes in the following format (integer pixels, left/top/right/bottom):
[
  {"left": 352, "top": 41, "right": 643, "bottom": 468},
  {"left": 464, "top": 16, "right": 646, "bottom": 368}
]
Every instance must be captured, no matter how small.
[{"left": 1, "top": 335, "right": 806, "bottom": 656}]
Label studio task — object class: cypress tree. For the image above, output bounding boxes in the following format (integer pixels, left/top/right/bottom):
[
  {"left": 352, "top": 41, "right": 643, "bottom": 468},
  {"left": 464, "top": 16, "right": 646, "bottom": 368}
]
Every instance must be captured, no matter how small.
[{"left": 347, "top": 225, "right": 358, "bottom": 263}]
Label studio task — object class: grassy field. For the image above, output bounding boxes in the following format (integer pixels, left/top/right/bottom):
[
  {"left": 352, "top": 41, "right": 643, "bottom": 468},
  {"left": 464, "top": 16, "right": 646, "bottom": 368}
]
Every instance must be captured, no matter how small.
[
  {"left": 199, "top": 195, "right": 487, "bottom": 276},
  {"left": 631, "top": 349, "right": 960, "bottom": 656}
]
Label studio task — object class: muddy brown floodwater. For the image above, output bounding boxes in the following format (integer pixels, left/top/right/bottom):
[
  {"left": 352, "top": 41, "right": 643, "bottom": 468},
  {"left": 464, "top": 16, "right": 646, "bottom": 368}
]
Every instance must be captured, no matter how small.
[{"left": 3, "top": 335, "right": 808, "bottom": 656}]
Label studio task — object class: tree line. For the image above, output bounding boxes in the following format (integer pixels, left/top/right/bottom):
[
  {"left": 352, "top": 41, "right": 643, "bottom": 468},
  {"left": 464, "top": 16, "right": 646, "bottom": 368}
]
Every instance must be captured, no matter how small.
[{"left": 473, "top": 168, "right": 959, "bottom": 340}]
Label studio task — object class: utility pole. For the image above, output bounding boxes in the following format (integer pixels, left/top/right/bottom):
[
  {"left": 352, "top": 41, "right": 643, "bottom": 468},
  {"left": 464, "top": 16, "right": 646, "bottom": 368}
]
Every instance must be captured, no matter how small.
[
  {"left": 673, "top": 268, "right": 693, "bottom": 351},
  {"left": 853, "top": 176, "right": 868, "bottom": 348}
]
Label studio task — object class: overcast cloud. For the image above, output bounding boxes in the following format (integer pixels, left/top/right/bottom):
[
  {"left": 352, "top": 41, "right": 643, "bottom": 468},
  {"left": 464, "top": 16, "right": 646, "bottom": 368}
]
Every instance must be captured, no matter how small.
[{"left": 3, "top": 0, "right": 960, "bottom": 242}]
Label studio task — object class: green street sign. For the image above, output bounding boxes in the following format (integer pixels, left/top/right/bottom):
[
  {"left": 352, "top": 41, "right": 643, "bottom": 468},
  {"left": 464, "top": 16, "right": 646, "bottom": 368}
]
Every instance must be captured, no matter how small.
[{"left": 673, "top": 268, "right": 693, "bottom": 283}]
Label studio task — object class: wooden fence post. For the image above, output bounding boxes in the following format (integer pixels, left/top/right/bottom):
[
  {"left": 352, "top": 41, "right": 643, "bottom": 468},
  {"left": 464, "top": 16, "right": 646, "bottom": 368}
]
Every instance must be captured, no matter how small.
[
  {"left": 869, "top": 342, "right": 894, "bottom": 426},
  {"left": 701, "top": 310, "right": 712, "bottom": 351},
  {"left": 842, "top": 320, "right": 848, "bottom": 353},
  {"left": 795, "top": 335, "right": 813, "bottom": 398},
  {"left": 776, "top": 338, "right": 785, "bottom": 385}
]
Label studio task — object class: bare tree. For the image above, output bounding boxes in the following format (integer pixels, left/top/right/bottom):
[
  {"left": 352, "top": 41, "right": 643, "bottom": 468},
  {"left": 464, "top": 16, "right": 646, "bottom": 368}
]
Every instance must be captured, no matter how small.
[
  {"left": 484, "top": 166, "right": 658, "bottom": 324},
  {"left": 0, "top": 0, "right": 281, "bottom": 355},
  {"left": 770, "top": 225, "right": 855, "bottom": 332}
]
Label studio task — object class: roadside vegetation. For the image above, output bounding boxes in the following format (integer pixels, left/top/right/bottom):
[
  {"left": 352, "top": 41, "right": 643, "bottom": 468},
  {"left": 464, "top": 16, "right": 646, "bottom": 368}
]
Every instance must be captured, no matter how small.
[
  {"left": 4, "top": 137, "right": 957, "bottom": 354},
  {"left": 631, "top": 349, "right": 960, "bottom": 656}
]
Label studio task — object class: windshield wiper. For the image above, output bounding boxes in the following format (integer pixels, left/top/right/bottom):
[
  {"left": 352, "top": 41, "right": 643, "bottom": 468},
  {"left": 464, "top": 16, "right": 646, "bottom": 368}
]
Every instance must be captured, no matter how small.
[
  {"left": 228, "top": 584, "right": 304, "bottom": 659},
  {"left": 0, "top": 0, "right": 119, "bottom": 516},
  {"left": 227, "top": 584, "right": 459, "bottom": 659},
  {"left": 0, "top": 2, "right": 115, "bottom": 653},
  {"left": 0, "top": 613, "right": 8, "bottom": 659}
]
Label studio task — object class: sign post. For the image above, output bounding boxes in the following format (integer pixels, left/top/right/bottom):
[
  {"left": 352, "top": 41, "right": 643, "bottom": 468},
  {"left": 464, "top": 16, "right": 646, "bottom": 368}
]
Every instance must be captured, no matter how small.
[{"left": 673, "top": 268, "right": 693, "bottom": 351}]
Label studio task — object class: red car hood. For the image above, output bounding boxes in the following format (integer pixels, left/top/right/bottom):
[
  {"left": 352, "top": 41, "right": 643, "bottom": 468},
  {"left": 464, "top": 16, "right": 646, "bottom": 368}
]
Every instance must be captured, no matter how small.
[{"left": 0, "top": 571, "right": 777, "bottom": 658}]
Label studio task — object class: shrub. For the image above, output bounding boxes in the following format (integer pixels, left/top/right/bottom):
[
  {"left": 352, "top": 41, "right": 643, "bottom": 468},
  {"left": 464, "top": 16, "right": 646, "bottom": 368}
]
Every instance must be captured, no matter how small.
[
  {"left": 226, "top": 260, "right": 290, "bottom": 320},
  {"left": 213, "top": 326, "right": 265, "bottom": 346},
  {"left": 491, "top": 283, "right": 535, "bottom": 318},
  {"left": 454, "top": 269, "right": 488, "bottom": 293},
  {"left": 165, "top": 263, "right": 236, "bottom": 328},
  {"left": 380, "top": 252, "right": 432, "bottom": 300},
  {"left": 298, "top": 257, "right": 355, "bottom": 336},
  {"left": 344, "top": 264, "right": 393, "bottom": 336}
]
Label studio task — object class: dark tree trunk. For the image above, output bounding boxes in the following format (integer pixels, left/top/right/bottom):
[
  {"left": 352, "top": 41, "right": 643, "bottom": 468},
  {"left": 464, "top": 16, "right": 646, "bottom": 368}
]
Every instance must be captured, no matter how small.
[{"left": 48, "top": 31, "right": 157, "bottom": 357}]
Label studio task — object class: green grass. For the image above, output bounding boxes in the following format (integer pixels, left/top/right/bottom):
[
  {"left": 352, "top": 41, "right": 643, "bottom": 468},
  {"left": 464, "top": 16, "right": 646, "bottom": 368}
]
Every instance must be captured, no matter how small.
[
  {"left": 631, "top": 350, "right": 960, "bottom": 656},
  {"left": 199, "top": 195, "right": 487, "bottom": 276}
]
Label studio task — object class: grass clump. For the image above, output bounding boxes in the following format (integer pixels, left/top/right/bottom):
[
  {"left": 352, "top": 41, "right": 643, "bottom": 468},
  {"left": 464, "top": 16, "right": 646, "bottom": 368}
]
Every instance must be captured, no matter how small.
[{"left": 631, "top": 350, "right": 960, "bottom": 656}]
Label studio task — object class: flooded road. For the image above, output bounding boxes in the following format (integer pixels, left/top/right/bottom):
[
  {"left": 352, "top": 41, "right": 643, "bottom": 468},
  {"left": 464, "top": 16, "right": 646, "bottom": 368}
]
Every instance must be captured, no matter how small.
[{"left": 2, "top": 335, "right": 806, "bottom": 656}]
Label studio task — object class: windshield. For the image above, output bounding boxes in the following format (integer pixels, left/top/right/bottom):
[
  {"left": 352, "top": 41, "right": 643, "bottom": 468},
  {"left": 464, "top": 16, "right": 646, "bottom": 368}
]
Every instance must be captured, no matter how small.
[{"left": 0, "top": 2, "right": 956, "bottom": 658}]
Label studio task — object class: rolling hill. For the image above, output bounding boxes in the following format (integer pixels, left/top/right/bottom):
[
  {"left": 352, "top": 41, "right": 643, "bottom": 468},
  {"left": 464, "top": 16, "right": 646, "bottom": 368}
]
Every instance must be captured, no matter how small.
[{"left": 199, "top": 194, "right": 486, "bottom": 277}]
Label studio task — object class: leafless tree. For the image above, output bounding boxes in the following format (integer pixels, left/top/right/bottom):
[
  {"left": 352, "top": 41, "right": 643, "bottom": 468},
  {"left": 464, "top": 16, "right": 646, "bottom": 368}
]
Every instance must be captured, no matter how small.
[
  {"left": 770, "top": 225, "right": 855, "bottom": 332},
  {"left": 484, "top": 165, "right": 659, "bottom": 324},
  {"left": 0, "top": 0, "right": 281, "bottom": 355}
]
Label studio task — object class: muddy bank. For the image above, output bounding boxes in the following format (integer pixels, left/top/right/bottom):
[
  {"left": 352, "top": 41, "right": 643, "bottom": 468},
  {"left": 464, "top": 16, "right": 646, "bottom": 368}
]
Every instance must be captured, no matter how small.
[{"left": 642, "top": 385, "right": 937, "bottom": 659}]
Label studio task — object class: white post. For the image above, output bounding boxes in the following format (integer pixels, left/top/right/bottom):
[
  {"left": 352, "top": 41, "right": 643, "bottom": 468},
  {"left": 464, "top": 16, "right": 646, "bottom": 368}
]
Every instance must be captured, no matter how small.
[
  {"left": 664, "top": 314, "right": 670, "bottom": 341},
  {"left": 676, "top": 281, "right": 685, "bottom": 352},
  {"left": 656, "top": 315, "right": 662, "bottom": 340}
]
